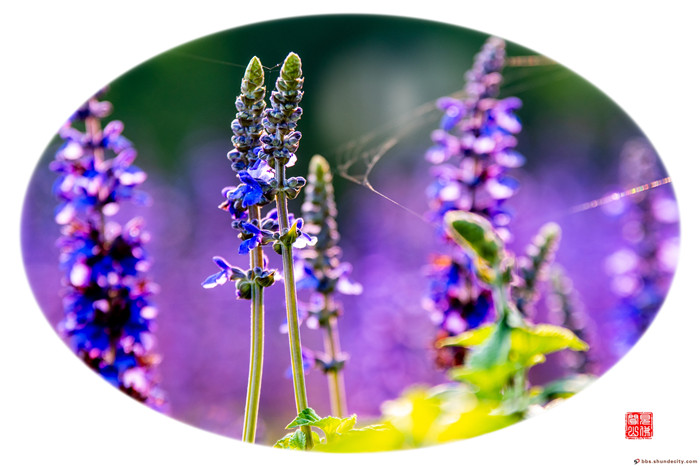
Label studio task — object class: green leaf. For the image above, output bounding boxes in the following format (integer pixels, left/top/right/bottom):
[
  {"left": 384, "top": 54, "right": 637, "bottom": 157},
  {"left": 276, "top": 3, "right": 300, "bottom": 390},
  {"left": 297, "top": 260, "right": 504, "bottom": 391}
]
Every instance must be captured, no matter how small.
[
  {"left": 274, "top": 430, "right": 305, "bottom": 450},
  {"left": 281, "top": 407, "right": 368, "bottom": 450},
  {"left": 446, "top": 320, "right": 586, "bottom": 395},
  {"left": 439, "top": 325, "right": 494, "bottom": 348},
  {"left": 436, "top": 400, "right": 520, "bottom": 442},
  {"left": 313, "top": 414, "right": 358, "bottom": 441},
  {"left": 373, "top": 383, "right": 521, "bottom": 448},
  {"left": 444, "top": 211, "right": 505, "bottom": 283},
  {"left": 450, "top": 361, "right": 531, "bottom": 395},
  {"left": 530, "top": 374, "right": 597, "bottom": 405},
  {"left": 274, "top": 429, "right": 322, "bottom": 450},
  {"left": 447, "top": 320, "right": 587, "bottom": 389},
  {"left": 273, "top": 433, "right": 291, "bottom": 449},
  {"left": 468, "top": 319, "right": 511, "bottom": 370},
  {"left": 445, "top": 322, "right": 587, "bottom": 360},
  {"left": 509, "top": 324, "right": 588, "bottom": 365},
  {"left": 445, "top": 319, "right": 513, "bottom": 395},
  {"left": 381, "top": 386, "right": 444, "bottom": 446},
  {"left": 286, "top": 407, "right": 322, "bottom": 429},
  {"left": 289, "top": 430, "right": 306, "bottom": 450},
  {"left": 313, "top": 424, "right": 403, "bottom": 453},
  {"left": 279, "top": 218, "right": 301, "bottom": 247}
]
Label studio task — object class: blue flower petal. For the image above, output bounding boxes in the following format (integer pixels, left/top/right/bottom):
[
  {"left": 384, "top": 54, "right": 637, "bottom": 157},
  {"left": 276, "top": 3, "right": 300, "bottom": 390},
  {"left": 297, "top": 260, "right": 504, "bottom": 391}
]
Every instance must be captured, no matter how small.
[
  {"left": 202, "top": 271, "right": 226, "bottom": 289},
  {"left": 238, "top": 236, "right": 260, "bottom": 254}
]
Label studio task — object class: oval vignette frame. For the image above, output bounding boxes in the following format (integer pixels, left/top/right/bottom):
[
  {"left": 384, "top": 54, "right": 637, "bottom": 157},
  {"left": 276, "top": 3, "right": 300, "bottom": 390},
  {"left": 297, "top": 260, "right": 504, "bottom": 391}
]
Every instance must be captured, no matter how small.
[{"left": 17, "top": 9, "right": 684, "bottom": 456}]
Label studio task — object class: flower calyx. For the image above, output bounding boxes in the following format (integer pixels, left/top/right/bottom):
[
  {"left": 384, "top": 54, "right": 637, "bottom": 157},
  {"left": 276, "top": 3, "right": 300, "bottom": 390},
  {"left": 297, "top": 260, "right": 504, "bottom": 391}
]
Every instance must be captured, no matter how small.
[
  {"left": 282, "top": 176, "right": 306, "bottom": 199},
  {"left": 308, "top": 303, "right": 341, "bottom": 328},
  {"left": 273, "top": 218, "right": 316, "bottom": 254},
  {"left": 235, "top": 267, "right": 278, "bottom": 300},
  {"left": 314, "top": 352, "right": 348, "bottom": 374},
  {"left": 201, "top": 257, "right": 276, "bottom": 299}
]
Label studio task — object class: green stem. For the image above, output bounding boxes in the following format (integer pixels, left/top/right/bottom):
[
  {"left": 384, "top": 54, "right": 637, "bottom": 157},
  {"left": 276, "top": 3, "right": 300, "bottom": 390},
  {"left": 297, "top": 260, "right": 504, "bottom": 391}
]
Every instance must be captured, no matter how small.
[
  {"left": 322, "top": 294, "right": 347, "bottom": 418},
  {"left": 513, "top": 367, "right": 528, "bottom": 414},
  {"left": 242, "top": 206, "right": 265, "bottom": 443},
  {"left": 493, "top": 272, "right": 509, "bottom": 321},
  {"left": 275, "top": 158, "right": 313, "bottom": 450},
  {"left": 493, "top": 269, "right": 528, "bottom": 411},
  {"left": 85, "top": 111, "right": 104, "bottom": 165}
]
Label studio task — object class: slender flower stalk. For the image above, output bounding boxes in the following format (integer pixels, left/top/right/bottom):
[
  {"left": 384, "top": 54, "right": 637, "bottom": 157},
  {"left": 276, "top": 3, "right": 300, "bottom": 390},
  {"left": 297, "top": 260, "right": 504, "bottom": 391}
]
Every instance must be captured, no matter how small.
[
  {"left": 51, "top": 91, "right": 165, "bottom": 408},
  {"left": 424, "top": 37, "right": 523, "bottom": 367},
  {"left": 236, "top": 58, "right": 267, "bottom": 444},
  {"left": 259, "top": 52, "right": 315, "bottom": 449},
  {"left": 294, "top": 155, "right": 362, "bottom": 417},
  {"left": 202, "top": 57, "right": 274, "bottom": 443},
  {"left": 206, "top": 52, "right": 316, "bottom": 447}
]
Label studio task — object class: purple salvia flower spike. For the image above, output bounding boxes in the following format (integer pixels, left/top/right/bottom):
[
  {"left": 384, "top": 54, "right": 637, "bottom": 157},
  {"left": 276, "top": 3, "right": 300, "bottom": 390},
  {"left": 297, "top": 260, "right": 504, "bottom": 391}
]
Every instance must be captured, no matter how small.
[
  {"left": 291, "top": 154, "right": 360, "bottom": 418},
  {"left": 203, "top": 56, "right": 279, "bottom": 445},
  {"left": 604, "top": 138, "right": 679, "bottom": 356},
  {"left": 52, "top": 91, "right": 166, "bottom": 410},
  {"left": 263, "top": 52, "right": 315, "bottom": 449},
  {"left": 424, "top": 37, "right": 521, "bottom": 368},
  {"left": 511, "top": 223, "right": 561, "bottom": 316},
  {"left": 549, "top": 264, "right": 596, "bottom": 374}
]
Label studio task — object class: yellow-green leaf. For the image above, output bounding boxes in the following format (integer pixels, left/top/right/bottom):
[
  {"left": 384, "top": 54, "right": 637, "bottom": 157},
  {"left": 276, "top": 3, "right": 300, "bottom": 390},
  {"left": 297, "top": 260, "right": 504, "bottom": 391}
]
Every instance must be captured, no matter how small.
[
  {"left": 449, "top": 364, "right": 514, "bottom": 394},
  {"left": 436, "top": 401, "right": 519, "bottom": 442},
  {"left": 285, "top": 407, "right": 321, "bottom": 428},
  {"left": 274, "top": 429, "right": 322, "bottom": 450},
  {"left": 530, "top": 374, "right": 597, "bottom": 404},
  {"left": 381, "top": 386, "right": 443, "bottom": 447},
  {"left": 440, "top": 324, "right": 495, "bottom": 348},
  {"left": 509, "top": 324, "right": 588, "bottom": 366},
  {"left": 468, "top": 319, "right": 511, "bottom": 369},
  {"left": 314, "top": 424, "right": 403, "bottom": 453},
  {"left": 313, "top": 414, "right": 358, "bottom": 441},
  {"left": 444, "top": 211, "right": 505, "bottom": 276}
]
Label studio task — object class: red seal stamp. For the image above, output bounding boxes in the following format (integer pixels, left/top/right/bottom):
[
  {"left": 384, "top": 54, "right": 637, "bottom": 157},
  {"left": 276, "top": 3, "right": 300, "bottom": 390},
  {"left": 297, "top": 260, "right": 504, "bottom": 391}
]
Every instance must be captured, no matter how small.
[{"left": 626, "top": 412, "right": 653, "bottom": 439}]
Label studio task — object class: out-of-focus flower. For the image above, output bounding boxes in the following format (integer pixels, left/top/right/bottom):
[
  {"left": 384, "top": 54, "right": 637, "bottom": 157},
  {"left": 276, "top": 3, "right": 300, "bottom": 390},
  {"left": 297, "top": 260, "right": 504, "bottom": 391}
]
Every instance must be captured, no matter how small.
[
  {"left": 295, "top": 155, "right": 362, "bottom": 311},
  {"left": 512, "top": 223, "right": 561, "bottom": 317},
  {"left": 292, "top": 155, "right": 360, "bottom": 416},
  {"left": 547, "top": 264, "right": 596, "bottom": 374},
  {"left": 423, "top": 37, "right": 523, "bottom": 367},
  {"left": 604, "top": 139, "right": 679, "bottom": 355},
  {"left": 52, "top": 91, "right": 165, "bottom": 409}
]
